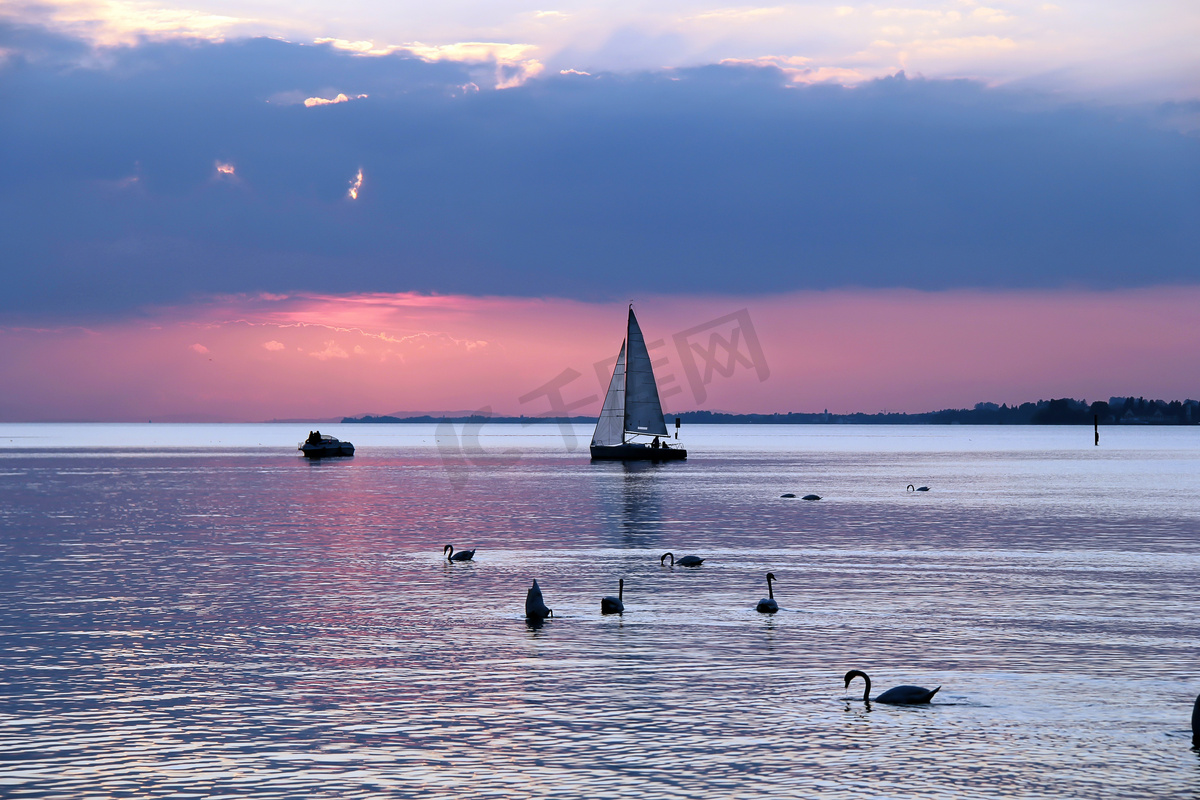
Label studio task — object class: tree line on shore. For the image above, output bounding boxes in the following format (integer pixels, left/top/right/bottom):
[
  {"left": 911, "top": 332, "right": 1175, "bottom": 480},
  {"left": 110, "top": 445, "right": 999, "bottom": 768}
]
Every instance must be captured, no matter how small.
[
  {"left": 672, "top": 397, "right": 1199, "bottom": 425},
  {"left": 345, "top": 397, "right": 1199, "bottom": 425}
]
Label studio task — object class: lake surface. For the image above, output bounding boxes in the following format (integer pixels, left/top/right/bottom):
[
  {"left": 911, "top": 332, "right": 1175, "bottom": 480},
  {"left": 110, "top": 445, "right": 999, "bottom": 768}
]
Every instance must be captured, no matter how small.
[{"left": 2, "top": 423, "right": 1199, "bottom": 798}]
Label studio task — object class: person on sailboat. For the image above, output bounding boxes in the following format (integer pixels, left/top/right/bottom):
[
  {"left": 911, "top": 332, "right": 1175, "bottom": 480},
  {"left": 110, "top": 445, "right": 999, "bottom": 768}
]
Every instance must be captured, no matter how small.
[{"left": 651, "top": 436, "right": 660, "bottom": 450}]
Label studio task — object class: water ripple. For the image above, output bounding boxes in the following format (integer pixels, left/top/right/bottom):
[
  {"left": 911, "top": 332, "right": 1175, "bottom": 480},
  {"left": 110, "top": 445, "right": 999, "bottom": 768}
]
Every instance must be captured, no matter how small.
[{"left": 2, "top": 430, "right": 1199, "bottom": 797}]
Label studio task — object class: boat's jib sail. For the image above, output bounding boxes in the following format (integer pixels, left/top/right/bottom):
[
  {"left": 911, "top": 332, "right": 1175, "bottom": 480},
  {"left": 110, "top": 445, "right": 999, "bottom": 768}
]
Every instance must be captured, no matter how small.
[
  {"left": 591, "top": 340, "right": 627, "bottom": 447},
  {"left": 624, "top": 308, "right": 669, "bottom": 438}
]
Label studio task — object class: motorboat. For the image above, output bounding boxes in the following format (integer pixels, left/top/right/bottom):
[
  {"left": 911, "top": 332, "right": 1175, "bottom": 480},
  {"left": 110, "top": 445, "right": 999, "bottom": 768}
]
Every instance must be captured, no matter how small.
[{"left": 298, "top": 431, "right": 354, "bottom": 458}]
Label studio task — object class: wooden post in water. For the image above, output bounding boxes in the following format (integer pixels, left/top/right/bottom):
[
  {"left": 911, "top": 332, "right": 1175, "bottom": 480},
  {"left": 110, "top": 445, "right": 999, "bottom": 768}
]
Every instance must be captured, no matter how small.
[{"left": 1094, "top": 414, "right": 1099, "bottom": 446}]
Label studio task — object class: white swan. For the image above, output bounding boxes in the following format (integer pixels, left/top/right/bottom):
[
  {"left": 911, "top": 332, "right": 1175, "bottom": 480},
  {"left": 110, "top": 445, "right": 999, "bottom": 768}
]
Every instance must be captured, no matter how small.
[
  {"left": 601, "top": 578, "right": 625, "bottom": 615},
  {"left": 756, "top": 572, "right": 778, "bottom": 613},
  {"left": 844, "top": 669, "right": 939, "bottom": 705},
  {"left": 444, "top": 544, "right": 475, "bottom": 562},
  {"left": 661, "top": 552, "right": 704, "bottom": 567},
  {"left": 525, "top": 580, "right": 552, "bottom": 620}
]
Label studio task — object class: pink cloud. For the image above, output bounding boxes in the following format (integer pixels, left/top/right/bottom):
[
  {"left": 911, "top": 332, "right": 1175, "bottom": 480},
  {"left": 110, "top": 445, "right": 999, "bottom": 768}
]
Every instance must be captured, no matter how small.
[{"left": 308, "top": 341, "right": 349, "bottom": 360}]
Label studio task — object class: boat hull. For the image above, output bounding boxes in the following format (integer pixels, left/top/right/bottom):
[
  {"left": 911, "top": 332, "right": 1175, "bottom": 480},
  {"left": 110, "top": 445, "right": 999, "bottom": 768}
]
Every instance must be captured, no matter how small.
[
  {"left": 590, "top": 444, "right": 687, "bottom": 461},
  {"left": 299, "top": 442, "right": 355, "bottom": 458}
]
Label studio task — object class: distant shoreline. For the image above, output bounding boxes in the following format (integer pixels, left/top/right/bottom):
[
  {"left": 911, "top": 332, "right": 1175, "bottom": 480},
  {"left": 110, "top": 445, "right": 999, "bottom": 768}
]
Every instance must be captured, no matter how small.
[{"left": 344, "top": 396, "right": 1200, "bottom": 426}]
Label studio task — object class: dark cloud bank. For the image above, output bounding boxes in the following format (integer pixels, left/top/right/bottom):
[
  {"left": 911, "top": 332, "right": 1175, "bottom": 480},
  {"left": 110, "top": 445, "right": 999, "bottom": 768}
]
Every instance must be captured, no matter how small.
[{"left": 2, "top": 24, "right": 1198, "bottom": 319}]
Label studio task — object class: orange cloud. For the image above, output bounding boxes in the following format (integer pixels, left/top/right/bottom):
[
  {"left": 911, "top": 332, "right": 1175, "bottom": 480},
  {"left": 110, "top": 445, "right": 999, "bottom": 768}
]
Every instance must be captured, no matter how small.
[
  {"left": 5, "top": 0, "right": 251, "bottom": 47},
  {"left": 303, "top": 93, "right": 368, "bottom": 107},
  {"left": 312, "top": 38, "right": 545, "bottom": 88},
  {"left": 719, "top": 56, "right": 869, "bottom": 85}
]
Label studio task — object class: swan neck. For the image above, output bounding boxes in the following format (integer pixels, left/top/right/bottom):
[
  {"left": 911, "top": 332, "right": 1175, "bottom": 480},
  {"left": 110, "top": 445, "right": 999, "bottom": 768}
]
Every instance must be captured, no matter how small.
[{"left": 845, "top": 670, "right": 871, "bottom": 703}]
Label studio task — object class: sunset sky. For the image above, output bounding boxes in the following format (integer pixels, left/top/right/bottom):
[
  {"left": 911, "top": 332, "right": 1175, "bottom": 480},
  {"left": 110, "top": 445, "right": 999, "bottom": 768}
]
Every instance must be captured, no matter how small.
[{"left": 1, "top": 0, "right": 1198, "bottom": 421}]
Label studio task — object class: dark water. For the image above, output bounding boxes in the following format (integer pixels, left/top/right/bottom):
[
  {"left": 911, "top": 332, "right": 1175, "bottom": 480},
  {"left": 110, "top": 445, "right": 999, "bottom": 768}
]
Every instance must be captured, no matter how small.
[{"left": 1, "top": 424, "right": 1199, "bottom": 798}]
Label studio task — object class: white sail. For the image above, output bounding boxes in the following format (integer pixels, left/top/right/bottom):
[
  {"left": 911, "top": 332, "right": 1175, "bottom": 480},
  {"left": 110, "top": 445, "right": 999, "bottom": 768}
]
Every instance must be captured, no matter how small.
[
  {"left": 624, "top": 308, "right": 669, "bottom": 437},
  {"left": 591, "top": 341, "right": 626, "bottom": 447}
]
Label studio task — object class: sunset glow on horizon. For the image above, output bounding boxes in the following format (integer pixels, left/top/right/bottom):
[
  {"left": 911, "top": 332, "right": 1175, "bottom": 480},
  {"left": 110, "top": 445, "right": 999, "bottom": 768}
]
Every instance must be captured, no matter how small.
[{"left": 2, "top": 288, "right": 1197, "bottom": 422}]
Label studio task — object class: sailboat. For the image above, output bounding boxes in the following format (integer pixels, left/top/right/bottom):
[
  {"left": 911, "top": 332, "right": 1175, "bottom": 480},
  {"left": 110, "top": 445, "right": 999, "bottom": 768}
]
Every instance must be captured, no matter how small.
[{"left": 590, "top": 306, "right": 687, "bottom": 461}]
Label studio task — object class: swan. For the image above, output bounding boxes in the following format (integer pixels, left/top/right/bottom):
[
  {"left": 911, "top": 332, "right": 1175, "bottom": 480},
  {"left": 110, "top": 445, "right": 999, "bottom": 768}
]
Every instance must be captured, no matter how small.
[
  {"left": 525, "top": 580, "right": 553, "bottom": 619},
  {"left": 907, "top": 484, "right": 930, "bottom": 492},
  {"left": 661, "top": 552, "right": 704, "bottom": 567},
  {"left": 444, "top": 544, "right": 475, "bottom": 562},
  {"left": 1193, "top": 693, "right": 1199, "bottom": 748},
  {"left": 844, "top": 669, "right": 939, "bottom": 705},
  {"left": 780, "top": 493, "right": 796, "bottom": 498},
  {"left": 802, "top": 494, "right": 821, "bottom": 501},
  {"left": 756, "top": 572, "right": 778, "bottom": 613},
  {"left": 601, "top": 578, "right": 625, "bottom": 615}
]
